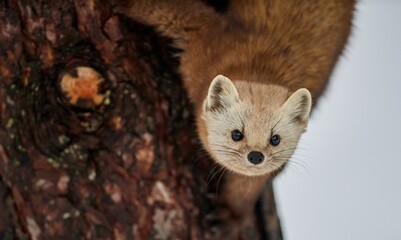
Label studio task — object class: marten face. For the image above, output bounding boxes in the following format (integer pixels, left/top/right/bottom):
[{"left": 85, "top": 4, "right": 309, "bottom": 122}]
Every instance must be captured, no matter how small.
[{"left": 201, "top": 75, "right": 312, "bottom": 176}]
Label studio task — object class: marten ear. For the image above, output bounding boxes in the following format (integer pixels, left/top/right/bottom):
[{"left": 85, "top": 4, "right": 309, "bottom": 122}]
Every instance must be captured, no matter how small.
[
  {"left": 204, "top": 75, "right": 240, "bottom": 112},
  {"left": 282, "top": 88, "right": 312, "bottom": 124}
]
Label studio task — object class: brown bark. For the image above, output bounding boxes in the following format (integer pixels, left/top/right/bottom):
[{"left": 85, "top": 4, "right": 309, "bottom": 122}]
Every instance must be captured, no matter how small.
[{"left": 0, "top": 1, "right": 282, "bottom": 239}]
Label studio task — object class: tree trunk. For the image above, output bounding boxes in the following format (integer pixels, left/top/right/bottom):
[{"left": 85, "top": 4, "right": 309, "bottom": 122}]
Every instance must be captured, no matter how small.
[{"left": 0, "top": 1, "right": 282, "bottom": 239}]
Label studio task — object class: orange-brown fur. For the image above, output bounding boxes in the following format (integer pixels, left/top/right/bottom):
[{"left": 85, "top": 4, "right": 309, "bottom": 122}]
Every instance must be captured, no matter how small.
[
  {"left": 115, "top": 0, "right": 354, "bottom": 101},
  {"left": 114, "top": 0, "right": 355, "bottom": 231}
]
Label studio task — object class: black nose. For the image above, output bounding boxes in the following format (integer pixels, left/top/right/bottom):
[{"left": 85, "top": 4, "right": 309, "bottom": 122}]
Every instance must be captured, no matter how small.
[{"left": 247, "top": 151, "right": 264, "bottom": 165}]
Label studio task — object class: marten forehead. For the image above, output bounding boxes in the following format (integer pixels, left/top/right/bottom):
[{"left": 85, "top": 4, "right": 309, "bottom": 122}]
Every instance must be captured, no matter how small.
[
  {"left": 240, "top": 103, "right": 277, "bottom": 133},
  {"left": 233, "top": 81, "right": 290, "bottom": 109}
]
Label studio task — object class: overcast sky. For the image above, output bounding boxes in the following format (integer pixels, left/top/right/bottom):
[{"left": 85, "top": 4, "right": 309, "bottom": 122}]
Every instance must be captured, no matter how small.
[{"left": 274, "top": 1, "right": 401, "bottom": 240}]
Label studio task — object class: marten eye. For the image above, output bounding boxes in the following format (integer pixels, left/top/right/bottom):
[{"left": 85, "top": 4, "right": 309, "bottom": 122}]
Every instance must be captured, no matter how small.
[
  {"left": 231, "top": 130, "right": 244, "bottom": 141},
  {"left": 270, "top": 135, "right": 280, "bottom": 146}
]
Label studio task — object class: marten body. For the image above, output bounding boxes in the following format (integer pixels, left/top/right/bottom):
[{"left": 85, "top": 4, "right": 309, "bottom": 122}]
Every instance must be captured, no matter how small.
[{"left": 114, "top": 0, "right": 355, "bottom": 232}]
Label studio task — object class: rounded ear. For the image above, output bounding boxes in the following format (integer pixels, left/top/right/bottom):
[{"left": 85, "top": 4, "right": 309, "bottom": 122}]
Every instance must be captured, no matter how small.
[
  {"left": 203, "top": 75, "right": 239, "bottom": 112},
  {"left": 282, "top": 88, "right": 312, "bottom": 124}
]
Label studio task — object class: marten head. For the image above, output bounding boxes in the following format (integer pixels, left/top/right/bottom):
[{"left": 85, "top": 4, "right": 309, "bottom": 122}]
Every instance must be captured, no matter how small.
[{"left": 200, "top": 75, "right": 312, "bottom": 176}]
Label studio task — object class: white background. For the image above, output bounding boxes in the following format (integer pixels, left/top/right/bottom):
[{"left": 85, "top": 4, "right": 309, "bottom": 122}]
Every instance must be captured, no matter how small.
[{"left": 274, "top": 1, "right": 401, "bottom": 240}]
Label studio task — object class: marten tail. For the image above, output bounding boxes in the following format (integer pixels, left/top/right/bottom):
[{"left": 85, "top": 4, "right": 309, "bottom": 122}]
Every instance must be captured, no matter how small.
[{"left": 113, "top": 0, "right": 221, "bottom": 42}]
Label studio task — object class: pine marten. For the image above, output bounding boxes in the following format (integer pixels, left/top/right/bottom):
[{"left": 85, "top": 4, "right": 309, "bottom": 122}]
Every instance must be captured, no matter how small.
[{"left": 113, "top": 0, "right": 355, "bottom": 229}]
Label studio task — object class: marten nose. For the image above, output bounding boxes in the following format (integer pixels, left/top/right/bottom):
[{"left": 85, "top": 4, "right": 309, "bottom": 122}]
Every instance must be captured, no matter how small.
[{"left": 247, "top": 151, "right": 264, "bottom": 165}]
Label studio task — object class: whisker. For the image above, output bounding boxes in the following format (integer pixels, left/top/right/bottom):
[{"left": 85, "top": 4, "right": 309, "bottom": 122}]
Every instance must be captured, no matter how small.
[
  {"left": 274, "top": 158, "right": 310, "bottom": 176},
  {"left": 212, "top": 149, "right": 243, "bottom": 159},
  {"left": 271, "top": 148, "right": 299, "bottom": 156},
  {"left": 207, "top": 164, "right": 220, "bottom": 182},
  {"left": 207, "top": 165, "right": 224, "bottom": 187},
  {"left": 246, "top": 174, "right": 254, "bottom": 196},
  {"left": 281, "top": 162, "right": 303, "bottom": 177},
  {"left": 289, "top": 161, "right": 310, "bottom": 175},
  {"left": 210, "top": 144, "right": 242, "bottom": 153},
  {"left": 216, "top": 168, "right": 227, "bottom": 196}
]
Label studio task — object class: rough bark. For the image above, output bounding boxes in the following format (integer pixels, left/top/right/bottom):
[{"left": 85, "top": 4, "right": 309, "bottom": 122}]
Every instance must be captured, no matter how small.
[{"left": 0, "top": 1, "right": 282, "bottom": 239}]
